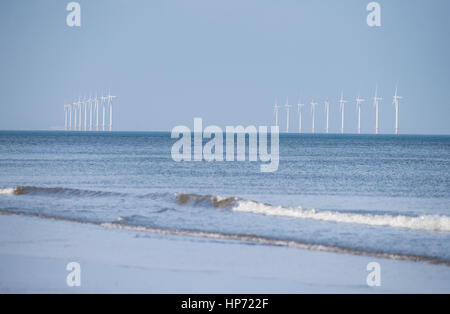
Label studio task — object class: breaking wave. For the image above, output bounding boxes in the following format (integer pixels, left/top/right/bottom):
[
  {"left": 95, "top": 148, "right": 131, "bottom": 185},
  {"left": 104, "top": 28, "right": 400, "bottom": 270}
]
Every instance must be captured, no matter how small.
[
  {"left": 176, "top": 193, "right": 239, "bottom": 208},
  {"left": 2, "top": 187, "right": 449, "bottom": 232},
  {"left": 0, "top": 188, "right": 16, "bottom": 195},
  {"left": 176, "top": 193, "right": 450, "bottom": 233},
  {"left": 0, "top": 186, "right": 125, "bottom": 197}
]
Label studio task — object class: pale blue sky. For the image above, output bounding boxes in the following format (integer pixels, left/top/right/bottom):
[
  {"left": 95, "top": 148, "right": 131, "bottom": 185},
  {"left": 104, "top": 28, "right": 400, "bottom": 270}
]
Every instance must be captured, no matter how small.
[{"left": 0, "top": 0, "right": 449, "bottom": 134}]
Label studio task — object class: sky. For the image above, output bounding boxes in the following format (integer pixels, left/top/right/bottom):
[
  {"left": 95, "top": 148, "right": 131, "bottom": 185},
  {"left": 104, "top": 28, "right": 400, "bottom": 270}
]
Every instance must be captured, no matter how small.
[{"left": 0, "top": 0, "right": 449, "bottom": 134}]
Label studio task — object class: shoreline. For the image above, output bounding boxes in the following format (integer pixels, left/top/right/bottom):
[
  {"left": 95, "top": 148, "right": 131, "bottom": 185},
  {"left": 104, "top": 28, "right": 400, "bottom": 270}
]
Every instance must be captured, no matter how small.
[
  {"left": 2, "top": 209, "right": 448, "bottom": 267},
  {"left": 1, "top": 213, "right": 449, "bottom": 293}
]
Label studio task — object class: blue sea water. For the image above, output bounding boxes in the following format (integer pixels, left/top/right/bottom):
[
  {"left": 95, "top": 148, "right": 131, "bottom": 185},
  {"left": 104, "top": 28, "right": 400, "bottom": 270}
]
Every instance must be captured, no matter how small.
[{"left": 0, "top": 131, "right": 449, "bottom": 263}]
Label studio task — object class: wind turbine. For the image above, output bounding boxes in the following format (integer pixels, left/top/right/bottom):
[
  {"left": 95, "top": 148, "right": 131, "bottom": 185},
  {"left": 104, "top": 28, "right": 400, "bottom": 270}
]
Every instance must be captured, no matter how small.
[
  {"left": 297, "top": 99, "right": 304, "bottom": 134},
  {"left": 393, "top": 86, "right": 402, "bottom": 135},
  {"left": 78, "top": 97, "right": 82, "bottom": 131},
  {"left": 285, "top": 97, "right": 291, "bottom": 133},
  {"left": 107, "top": 91, "right": 116, "bottom": 132},
  {"left": 73, "top": 99, "right": 78, "bottom": 131},
  {"left": 95, "top": 94, "right": 99, "bottom": 131},
  {"left": 339, "top": 91, "right": 347, "bottom": 134},
  {"left": 103, "top": 94, "right": 107, "bottom": 131},
  {"left": 99, "top": 93, "right": 106, "bottom": 131},
  {"left": 83, "top": 96, "right": 87, "bottom": 131},
  {"left": 311, "top": 100, "right": 318, "bottom": 134},
  {"left": 324, "top": 100, "right": 330, "bottom": 134},
  {"left": 88, "top": 94, "right": 93, "bottom": 131},
  {"left": 274, "top": 98, "right": 279, "bottom": 128},
  {"left": 373, "top": 86, "right": 383, "bottom": 134},
  {"left": 68, "top": 104, "right": 72, "bottom": 131},
  {"left": 356, "top": 95, "right": 365, "bottom": 134}
]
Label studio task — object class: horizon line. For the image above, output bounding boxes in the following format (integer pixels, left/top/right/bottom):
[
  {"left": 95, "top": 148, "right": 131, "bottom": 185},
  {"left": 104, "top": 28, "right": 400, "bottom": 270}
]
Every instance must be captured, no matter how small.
[{"left": 0, "top": 129, "right": 450, "bottom": 136}]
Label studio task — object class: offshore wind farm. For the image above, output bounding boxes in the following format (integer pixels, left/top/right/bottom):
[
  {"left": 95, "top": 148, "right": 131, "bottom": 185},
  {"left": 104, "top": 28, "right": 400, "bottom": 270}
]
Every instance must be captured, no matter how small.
[
  {"left": 63, "top": 86, "right": 401, "bottom": 135},
  {"left": 275, "top": 86, "right": 402, "bottom": 134},
  {"left": 64, "top": 93, "right": 116, "bottom": 132}
]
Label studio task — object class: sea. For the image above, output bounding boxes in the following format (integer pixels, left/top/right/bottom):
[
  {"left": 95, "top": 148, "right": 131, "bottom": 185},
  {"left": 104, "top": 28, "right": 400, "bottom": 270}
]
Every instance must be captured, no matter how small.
[{"left": 0, "top": 131, "right": 449, "bottom": 264}]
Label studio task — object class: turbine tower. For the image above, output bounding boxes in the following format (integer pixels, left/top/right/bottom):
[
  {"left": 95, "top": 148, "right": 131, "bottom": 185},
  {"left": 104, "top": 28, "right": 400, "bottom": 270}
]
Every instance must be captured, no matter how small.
[
  {"left": 373, "top": 86, "right": 383, "bottom": 134},
  {"left": 393, "top": 87, "right": 402, "bottom": 135},
  {"left": 99, "top": 94, "right": 106, "bottom": 131},
  {"left": 297, "top": 101, "right": 304, "bottom": 134},
  {"left": 83, "top": 97, "right": 87, "bottom": 131},
  {"left": 103, "top": 95, "right": 106, "bottom": 131},
  {"left": 73, "top": 100, "right": 78, "bottom": 132},
  {"left": 274, "top": 99, "right": 279, "bottom": 128},
  {"left": 88, "top": 95, "right": 93, "bottom": 131},
  {"left": 78, "top": 97, "right": 82, "bottom": 131},
  {"left": 311, "top": 100, "right": 318, "bottom": 134},
  {"left": 68, "top": 104, "right": 72, "bottom": 131},
  {"left": 95, "top": 94, "right": 99, "bottom": 131},
  {"left": 285, "top": 97, "right": 291, "bottom": 133},
  {"left": 107, "top": 92, "right": 116, "bottom": 132},
  {"left": 339, "top": 91, "right": 347, "bottom": 134},
  {"left": 324, "top": 100, "right": 330, "bottom": 134},
  {"left": 356, "top": 95, "right": 365, "bottom": 134}
]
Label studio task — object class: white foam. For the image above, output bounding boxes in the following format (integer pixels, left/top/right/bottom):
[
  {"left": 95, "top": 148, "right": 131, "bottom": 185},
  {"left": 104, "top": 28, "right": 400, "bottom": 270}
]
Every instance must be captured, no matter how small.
[
  {"left": 0, "top": 188, "right": 15, "bottom": 195},
  {"left": 232, "top": 200, "right": 450, "bottom": 232}
]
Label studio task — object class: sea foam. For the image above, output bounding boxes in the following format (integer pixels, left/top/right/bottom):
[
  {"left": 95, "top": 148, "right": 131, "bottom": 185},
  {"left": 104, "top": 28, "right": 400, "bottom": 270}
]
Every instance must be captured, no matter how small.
[
  {"left": 175, "top": 192, "right": 450, "bottom": 233},
  {"left": 0, "top": 188, "right": 15, "bottom": 195},
  {"left": 232, "top": 199, "right": 450, "bottom": 232}
]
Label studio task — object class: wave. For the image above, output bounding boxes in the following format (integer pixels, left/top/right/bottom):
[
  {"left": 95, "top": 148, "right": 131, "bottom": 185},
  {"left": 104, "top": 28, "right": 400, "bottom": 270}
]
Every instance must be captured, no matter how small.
[
  {"left": 176, "top": 193, "right": 238, "bottom": 208},
  {"left": 0, "top": 186, "right": 125, "bottom": 197},
  {"left": 176, "top": 193, "right": 450, "bottom": 233},
  {"left": 2, "top": 186, "right": 449, "bottom": 232},
  {"left": 0, "top": 188, "right": 16, "bottom": 195}
]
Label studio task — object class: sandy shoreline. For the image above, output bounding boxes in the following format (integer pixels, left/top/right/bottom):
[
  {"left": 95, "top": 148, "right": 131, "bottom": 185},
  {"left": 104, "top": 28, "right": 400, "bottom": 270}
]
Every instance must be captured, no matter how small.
[{"left": 0, "top": 213, "right": 449, "bottom": 293}]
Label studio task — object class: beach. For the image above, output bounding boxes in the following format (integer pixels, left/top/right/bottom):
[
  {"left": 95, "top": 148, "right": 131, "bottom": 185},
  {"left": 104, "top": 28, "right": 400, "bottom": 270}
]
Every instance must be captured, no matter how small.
[{"left": 1, "top": 213, "right": 449, "bottom": 293}]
